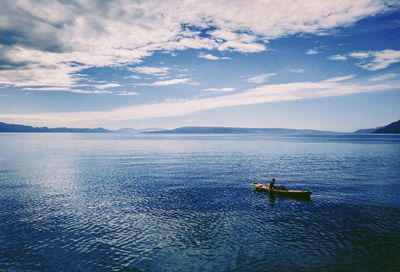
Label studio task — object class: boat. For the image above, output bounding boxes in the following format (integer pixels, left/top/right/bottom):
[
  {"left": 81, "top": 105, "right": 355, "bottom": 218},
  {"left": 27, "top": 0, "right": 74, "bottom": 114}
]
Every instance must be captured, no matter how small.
[{"left": 252, "top": 183, "right": 312, "bottom": 198}]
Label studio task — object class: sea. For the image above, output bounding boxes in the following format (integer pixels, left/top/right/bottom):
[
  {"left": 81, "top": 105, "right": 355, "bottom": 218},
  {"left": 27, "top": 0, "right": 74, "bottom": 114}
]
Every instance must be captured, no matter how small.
[{"left": 1, "top": 133, "right": 399, "bottom": 272}]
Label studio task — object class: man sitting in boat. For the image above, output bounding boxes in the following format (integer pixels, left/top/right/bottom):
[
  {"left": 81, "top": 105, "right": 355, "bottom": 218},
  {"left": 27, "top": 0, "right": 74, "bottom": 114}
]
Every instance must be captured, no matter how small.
[{"left": 268, "top": 178, "right": 276, "bottom": 190}]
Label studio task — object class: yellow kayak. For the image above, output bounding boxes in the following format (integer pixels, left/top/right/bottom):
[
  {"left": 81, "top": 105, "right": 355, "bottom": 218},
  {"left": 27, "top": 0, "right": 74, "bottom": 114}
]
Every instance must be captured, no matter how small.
[{"left": 252, "top": 183, "right": 312, "bottom": 198}]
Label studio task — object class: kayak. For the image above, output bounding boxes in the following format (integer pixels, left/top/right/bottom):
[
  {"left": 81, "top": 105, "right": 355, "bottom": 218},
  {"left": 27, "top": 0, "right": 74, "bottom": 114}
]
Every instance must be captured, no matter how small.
[{"left": 252, "top": 183, "right": 312, "bottom": 198}]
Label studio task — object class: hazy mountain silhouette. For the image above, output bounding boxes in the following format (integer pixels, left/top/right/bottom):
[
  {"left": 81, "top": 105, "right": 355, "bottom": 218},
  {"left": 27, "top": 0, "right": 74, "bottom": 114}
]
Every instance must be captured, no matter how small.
[{"left": 146, "top": 126, "right": 340, "bottom": 135}]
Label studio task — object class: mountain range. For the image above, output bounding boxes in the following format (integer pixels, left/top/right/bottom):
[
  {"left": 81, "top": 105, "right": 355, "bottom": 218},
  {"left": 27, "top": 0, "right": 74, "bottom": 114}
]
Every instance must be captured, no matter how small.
[
  {"left": 354, "top": 119, "right": 400, "bottom": 134},
  {"left": 148, "top": 120, "right": 400, "bottom": 134},
  {"left": 146, "top": 126, "right": 340, "bottom": 135},
  {"left": 0, "top": 122, "right": 159, "bottom": 134},
  {"left": 1, "top": 120, "right": 399, "bottom": 134}
]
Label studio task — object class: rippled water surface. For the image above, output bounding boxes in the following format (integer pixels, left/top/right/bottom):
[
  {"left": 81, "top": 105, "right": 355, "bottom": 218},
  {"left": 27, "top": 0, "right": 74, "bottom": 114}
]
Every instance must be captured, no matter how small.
[{"left": 1, "top": 133, "right": 400, "bottom": 271}]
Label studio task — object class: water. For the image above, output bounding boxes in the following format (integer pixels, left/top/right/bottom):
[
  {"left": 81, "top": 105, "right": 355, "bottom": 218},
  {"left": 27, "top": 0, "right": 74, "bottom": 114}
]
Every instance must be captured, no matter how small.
[{"left": 1, "top": 133, "right": 399, "bottom": 272}]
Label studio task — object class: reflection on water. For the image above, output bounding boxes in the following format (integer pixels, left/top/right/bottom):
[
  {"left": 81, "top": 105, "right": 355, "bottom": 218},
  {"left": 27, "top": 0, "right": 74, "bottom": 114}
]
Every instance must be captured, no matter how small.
[
  {"left": 0, "top": 133, "right": 399, "bottom": 271},
  {"left": 258, "top": 191, "right": 313, "bottom": 204}
]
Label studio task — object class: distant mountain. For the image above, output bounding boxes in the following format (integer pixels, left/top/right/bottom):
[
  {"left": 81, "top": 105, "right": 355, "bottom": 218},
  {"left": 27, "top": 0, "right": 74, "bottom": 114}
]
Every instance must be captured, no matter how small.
[
  {"left": 354, "top": 128, "right": 381, "bottom": 134},
  {"left": 0, "top": 121, "right": 111, "bottom": 133},
  {"left": 0, "top": 121, "right": 162, "bottom": 134},
  {"left": 113, "top": 128, "right": 164, "bottom": 134},
  {"left": 146, "top": 126, "right": 340, "bottom": 135},
  {"left": 373, "top": 119, "right": 400, "bottom": 134}
]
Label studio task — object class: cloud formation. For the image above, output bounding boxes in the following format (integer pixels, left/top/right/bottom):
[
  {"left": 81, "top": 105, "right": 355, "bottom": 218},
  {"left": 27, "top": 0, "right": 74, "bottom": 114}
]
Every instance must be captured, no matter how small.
[
  {"left": 306, "top": 49, "right": 319, "bottom": 55},
  {"left": 137, "top": 78, "right": 191, "bottom": 86},
  {"left": 203, "top": 88, "right": 236, "bottom": 92},
  {"left": 130, "top": 66, "right": 170, "bottom": 76},
  {"left": 116, "top": 91, "right": 139, "bottom": 96},
  {"left": 322, "top": 74, "right": 356, "bottom": 83},
  {"left": 0, "top": 0, "right": 396, "bottom": 90},
  {"left": 248, "top": 73, "right": 277, "bottom": 84},
  {"left": 327, "top": 49, "right": 400, "bottom": 71},
  {"left": 369, "top": 73, "right": 398, "bottom": 81},
  {"left": 327, "top": 54, "right": 347, "bottom": 61},
  {"left": 95, "top": 83, "right": 122, "bottom": 89},
  {"left": 198, "top": 53, "right": 230, "bottom": 60},
  {"left": 349, "top": 49, "right": 400, "bottom": 70},
  {"left": 288, "top": 68, "right": 305, "bottom": 73},
  {"left": 1, "top": 76, "right": 396, "bottom": 127}
]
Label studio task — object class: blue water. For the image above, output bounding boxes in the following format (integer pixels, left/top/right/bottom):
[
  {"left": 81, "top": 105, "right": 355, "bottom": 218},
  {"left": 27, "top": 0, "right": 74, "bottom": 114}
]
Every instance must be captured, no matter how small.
[{"left": 1, "top": 133, "right": 400, "bottom": 272}]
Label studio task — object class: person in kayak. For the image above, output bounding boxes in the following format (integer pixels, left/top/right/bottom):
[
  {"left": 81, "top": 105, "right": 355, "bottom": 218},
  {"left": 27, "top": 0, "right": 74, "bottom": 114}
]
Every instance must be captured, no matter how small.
[{"left": 268, "top": 178, "right": 276, "bottom": 190}]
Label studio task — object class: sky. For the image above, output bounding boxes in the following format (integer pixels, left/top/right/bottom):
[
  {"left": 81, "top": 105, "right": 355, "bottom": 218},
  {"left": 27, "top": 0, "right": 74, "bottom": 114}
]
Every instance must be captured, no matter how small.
[{"left": 0, "top": 0, "right": 399, "bottom": 132}]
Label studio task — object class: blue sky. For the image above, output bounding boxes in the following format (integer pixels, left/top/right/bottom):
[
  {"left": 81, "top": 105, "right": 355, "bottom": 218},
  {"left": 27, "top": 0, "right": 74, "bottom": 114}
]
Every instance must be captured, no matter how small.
[{"left": 0, "top": 0, "right": 399, "bottom": 131}]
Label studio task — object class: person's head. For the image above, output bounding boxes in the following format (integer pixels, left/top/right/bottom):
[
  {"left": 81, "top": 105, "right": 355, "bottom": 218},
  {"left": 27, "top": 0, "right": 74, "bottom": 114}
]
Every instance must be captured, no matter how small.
[{"left": 272, "top": 178, "right": 275, "bottom": 182}]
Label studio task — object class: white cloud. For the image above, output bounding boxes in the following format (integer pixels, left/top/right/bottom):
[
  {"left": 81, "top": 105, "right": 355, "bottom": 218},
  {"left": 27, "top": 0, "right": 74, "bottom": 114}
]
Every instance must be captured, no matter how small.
[
  {"left": 137, "top": 78, "right": 191, "bottom": 86},
  {"left": 306, "top": 49, "right": 319, "bottom": 55},
  {"left": 326, "top": 49, "right": 400, "bottom": 71},
  {"left": 217, "top": 40, "right": 266, "bottom": 53},
  {"left": 369, "top": 73, "right": 398, "bottom": 81},
  {"left": 288, "top": 68, "right": 305, "bottom": 73},
  {"left": 211, "top": 30, "right": 267, "bottom": 53},
  {"left": 22, "top": 87, "right": 113, "bottom": 94},
  {"left": 116, "top": 91, "right": 139, "bottom": 96},
  {"left": 129, "top": 66, "right": 170, "bottom": 76},
  {"left": 22, "top": 87, "right": 72, "bottom": 91},
  {"left": 95, "top": 83, "right": 121, "bottom": 89},
  {"left": 0, "top": 0, "right": 395, "bottom": 89},
  {"left": 18, "top": 83, "right": 123, "bottom": 94},
  {"left": 327, "top": 54, "right": 347, "bottom": 61},
  {"left": 1, "top": 77, "right": 395, "bottom": 127},
  {"left": 348, "top": 52, "right": 371, "bottom": 59},
  {"left": 203, "top": 88, "right": 236, "bottom": 92},
  {"left": 70, "top": 90, "right": 113, "bottom": 94},
  {"left": 130, "top": 75, "right": 142, "bottom": 80},
  {"left": 323, "top": 74, "right": 355, "bottom": 83},
  {"left": 248, "top": 73, "right": 276, "bottom": 84},
  {"left": 349, "top": 49, "right": 400, "bottom": 71},
  {"left": 198, "top": 53, "right": 230, "bottom": 60},
  {"left": 0, "top": 46, "right": 84, "bottom": 88}
]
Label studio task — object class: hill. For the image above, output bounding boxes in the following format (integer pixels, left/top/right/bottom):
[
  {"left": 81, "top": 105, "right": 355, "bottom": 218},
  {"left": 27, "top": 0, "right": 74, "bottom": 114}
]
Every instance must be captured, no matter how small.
[
  {"left": 146, "top": 126, "right": 340, "bottom": 135},
  {"left": 354, "top": 128, "right": 380, "bottom": 134},
  {"left": 373, "top": 119, "right": 400, "bottom": 134},
  {"left": 0, "top": 122, "right": 111, "bottom": 133},
  {"left": 0, "top": 121, "right": 163, "bottom": 134}
]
